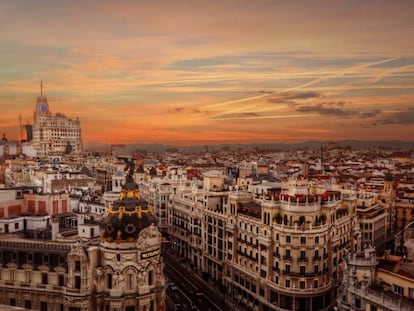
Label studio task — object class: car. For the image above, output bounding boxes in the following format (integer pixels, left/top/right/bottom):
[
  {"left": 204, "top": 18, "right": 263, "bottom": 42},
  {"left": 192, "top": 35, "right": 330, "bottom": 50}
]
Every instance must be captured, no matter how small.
[
  {"left": 170, "top": 282, "right": 178, "bottom": 291},
  {"left": 195, "top": 291, "right": 204, "bottom": 296}
]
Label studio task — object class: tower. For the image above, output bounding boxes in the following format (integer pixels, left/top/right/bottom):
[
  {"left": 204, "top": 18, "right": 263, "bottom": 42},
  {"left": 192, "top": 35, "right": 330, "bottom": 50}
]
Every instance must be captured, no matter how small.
[
  {"left": 98, "top": 163, "right": 166, "bottom": 311},
  {"left": 34, "top": 80, "right": 50, "bottom": 118},
  {"left": 31, "top": 82, "right": 83, "bottom": 157}
]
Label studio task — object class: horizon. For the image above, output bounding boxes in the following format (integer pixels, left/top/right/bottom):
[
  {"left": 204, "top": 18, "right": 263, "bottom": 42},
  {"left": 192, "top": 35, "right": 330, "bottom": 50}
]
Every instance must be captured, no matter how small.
[{"left": 1, "top": 1, "right": 414, "bottom": 145}]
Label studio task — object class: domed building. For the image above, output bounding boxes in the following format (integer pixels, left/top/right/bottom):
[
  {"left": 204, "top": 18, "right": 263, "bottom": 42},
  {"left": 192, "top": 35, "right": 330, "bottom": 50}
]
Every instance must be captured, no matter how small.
[
  {"left": 95, "top": 168, "right": 166, "bottom": 311},
  {"left": 0, "top": 163, "right": 166, "bottom": 311}
]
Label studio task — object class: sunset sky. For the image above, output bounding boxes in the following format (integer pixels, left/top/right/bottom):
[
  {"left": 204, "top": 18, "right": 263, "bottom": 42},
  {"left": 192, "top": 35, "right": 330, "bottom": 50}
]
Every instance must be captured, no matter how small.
[{"left": 1, "top": 0, "right": 414, "bottom": 146}]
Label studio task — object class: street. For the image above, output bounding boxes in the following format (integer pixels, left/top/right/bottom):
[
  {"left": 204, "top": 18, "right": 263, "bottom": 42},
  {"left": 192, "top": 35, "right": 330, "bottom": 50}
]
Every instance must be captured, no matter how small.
[{"left": 163, "top": 247, "right": 233, "bottom": 311}]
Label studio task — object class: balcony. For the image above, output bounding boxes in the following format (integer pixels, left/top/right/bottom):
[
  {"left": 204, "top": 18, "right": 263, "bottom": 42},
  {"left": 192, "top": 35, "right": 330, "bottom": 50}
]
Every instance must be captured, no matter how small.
[
  {"left": 282, "top": 255, "right": 293, "bottom": 262},
  {"left": 298, "top": 257, "right": 308, "bottom": 263}
]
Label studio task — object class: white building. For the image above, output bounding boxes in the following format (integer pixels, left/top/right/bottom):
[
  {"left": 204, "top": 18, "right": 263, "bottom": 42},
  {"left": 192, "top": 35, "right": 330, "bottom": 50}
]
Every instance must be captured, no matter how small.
[{"left": 31, "top": 83, "right": 82, "bottom": 158}]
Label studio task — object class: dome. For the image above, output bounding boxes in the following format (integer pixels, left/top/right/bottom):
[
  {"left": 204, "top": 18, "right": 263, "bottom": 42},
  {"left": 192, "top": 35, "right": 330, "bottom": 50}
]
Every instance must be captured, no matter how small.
[{"left": 101, "top": 179, "right": 156, "bottom": 243}]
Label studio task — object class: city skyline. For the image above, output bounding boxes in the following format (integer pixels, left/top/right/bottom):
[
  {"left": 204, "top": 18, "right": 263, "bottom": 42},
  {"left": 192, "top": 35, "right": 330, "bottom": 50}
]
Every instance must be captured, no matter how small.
[{"left": 1, "top": 0, "right": 414, "bottom": 145}]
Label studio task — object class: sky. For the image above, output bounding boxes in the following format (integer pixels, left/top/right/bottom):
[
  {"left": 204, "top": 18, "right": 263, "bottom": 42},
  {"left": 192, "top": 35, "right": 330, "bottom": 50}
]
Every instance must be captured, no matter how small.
[{"left": 1, "top": 0, "right": 414, "bottom": 146}]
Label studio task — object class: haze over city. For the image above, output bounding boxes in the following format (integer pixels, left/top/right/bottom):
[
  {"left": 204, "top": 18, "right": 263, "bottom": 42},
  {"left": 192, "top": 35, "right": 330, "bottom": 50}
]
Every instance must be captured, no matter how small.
[{"left": 1, "top": 0, "right": 414, "bottom": 145}]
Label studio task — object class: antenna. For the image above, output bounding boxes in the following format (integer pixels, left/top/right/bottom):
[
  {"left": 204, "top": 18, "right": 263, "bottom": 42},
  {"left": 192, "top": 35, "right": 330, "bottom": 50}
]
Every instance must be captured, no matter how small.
[
  {"left": 19, "top": 113, "right": 23, "bottom": 143},
  {"left": 40, "top": 80, "right": 43, "bottom": 97}
]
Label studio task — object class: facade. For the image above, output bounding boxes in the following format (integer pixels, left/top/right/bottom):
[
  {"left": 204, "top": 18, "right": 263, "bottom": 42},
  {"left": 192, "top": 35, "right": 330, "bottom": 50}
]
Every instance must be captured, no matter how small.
[
  {"left": 337, "top": 248, "right": 414, "bottom": 311},
  {"left": 164, "top": 173, "right": 360, "bottom": 311},
  {"left": 356, "top": 194, "right": 389, "bottom": 255},
  {"left": 0, "top": 169, "right": 166, "bottom": 311},
  {"left": 395, "top": 189, "right": 414, "bottom": 232},
  {"left": 32, "top": 84, "right": 82, "bottom": 158}
]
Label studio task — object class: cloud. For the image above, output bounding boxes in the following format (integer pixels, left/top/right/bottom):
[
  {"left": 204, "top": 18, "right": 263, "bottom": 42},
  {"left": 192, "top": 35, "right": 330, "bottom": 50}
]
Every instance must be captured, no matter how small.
[
  {"left": 294, "top": 102, "right": 382, "bottom": 119},
  {"left": 378, "top": 108, "right": 414, "bottom": 124},
  {"left": 359, "top": 109, "right": 382, "bottom": 118},
  {"left": 294, "top": 102, "right": 352, "bottom": 117},
  {"left": 210, "top": 112, "right": 260, "bottom": 120},
  {"left": 267, "top": 91, "right": 321, "bottom": 103}
]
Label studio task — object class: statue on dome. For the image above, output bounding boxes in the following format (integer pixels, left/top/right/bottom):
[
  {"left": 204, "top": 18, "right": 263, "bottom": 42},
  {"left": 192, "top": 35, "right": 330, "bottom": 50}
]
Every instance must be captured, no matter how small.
[{"left": 118, "top": 156, "right": 136, "bottom": 182}]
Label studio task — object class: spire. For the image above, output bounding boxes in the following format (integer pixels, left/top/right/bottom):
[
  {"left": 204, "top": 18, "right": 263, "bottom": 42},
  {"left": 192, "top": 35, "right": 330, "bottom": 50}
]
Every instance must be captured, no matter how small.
[{"left": 40, "top": 80, "right": 43, "bottom": 97}]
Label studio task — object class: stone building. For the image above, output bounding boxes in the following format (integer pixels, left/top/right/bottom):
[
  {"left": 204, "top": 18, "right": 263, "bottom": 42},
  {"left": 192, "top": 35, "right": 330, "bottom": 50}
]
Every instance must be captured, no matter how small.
[
  {"left": 0, "top": 168, "right": 166, "bottom": 310},
  {"left": 164, "top": 173, "right": 360, "bottom": 311},
  {"left": 31, "top": 83, "right": 83, "bottom": 158},
  {"left": 336, "top": 247, "right": 414, "bottom": 311}
]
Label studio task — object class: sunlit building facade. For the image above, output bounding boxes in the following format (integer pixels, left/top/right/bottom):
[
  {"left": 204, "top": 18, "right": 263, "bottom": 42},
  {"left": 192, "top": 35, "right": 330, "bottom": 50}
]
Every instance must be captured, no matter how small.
[{"left": 32, "top": 83, "right": 82, "bottom": 158}]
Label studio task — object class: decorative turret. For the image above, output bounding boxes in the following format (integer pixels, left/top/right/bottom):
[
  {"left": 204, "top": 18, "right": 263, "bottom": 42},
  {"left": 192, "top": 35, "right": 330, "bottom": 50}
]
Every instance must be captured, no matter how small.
[{"left": 101, "top": 157, "right": 156, "bottom": 245}]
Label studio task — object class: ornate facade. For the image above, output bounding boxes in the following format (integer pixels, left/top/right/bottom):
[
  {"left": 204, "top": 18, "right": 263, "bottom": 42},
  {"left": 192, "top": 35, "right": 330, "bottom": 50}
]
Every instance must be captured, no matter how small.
[
  {"left": 165, "top": 174, "right": 360, "bottom": 311},
  {"left": 0, "top": 166, "right": 165, "bottom": 311},
  {"left": 32, "top": 83, "right": 83, "bottom": 158}
]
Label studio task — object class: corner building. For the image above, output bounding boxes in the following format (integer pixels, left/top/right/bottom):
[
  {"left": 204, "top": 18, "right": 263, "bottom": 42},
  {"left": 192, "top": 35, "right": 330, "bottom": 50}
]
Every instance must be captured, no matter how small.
[
  {"left": 0, "top": 174, "right": 165, "bottom": 311},
  {"left": 224, "top": 177, "right": 360, "bottom": 311}
]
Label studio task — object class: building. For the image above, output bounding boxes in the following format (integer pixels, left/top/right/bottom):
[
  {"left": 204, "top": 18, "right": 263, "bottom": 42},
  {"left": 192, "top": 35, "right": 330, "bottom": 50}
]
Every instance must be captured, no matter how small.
[
  {"left": 337, "top": 247, "right": 414, "bottom": 311},
  {"left": 164, "top": 172, "right": 360, "bottom": 311},
  {"left": 32, "top": 83, "right": 83, "bottom": 158},
  {"left": 356, "top": 194, "right": 389, "bottom": 255},
  {"left": 0, "top": 167, "right": 166, "bottom": 311}
]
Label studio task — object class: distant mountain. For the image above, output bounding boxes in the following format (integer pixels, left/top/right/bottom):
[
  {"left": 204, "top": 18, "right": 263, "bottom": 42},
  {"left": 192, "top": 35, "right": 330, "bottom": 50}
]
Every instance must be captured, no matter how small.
[{"left": 84, "top": 140, "right": 414, "bottom": 153}]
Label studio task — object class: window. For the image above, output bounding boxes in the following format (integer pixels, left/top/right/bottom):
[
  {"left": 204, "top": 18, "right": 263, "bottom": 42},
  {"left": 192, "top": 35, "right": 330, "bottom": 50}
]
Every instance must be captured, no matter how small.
[
  {"left": 107, "top": 274, "right": 112, "bottom": 289},
  {"left": 259, "top": 287, "right": 265, "bottom": 296},
  {"left": 300, "top": 281, "right": 305, "bottom": 289},
  {"left": 26, "top": 271, "right": 31, "bottom": 282},
  {"left": 75, "top": 260, "right": 81, "bottom": 271},
  {"left": 40, "top": 301, "right": 48, "bottom": 311},
  {"left": 300, "top": 266, "right": 306, "bottom": 275},
  {"left": 126, "top": 307, "right": 136, "bottom": 311},
  {"left": 285, "top": 265, "right": 290, "bottom": 273},
  {"left": 314, "top": 265, "right": 319, "bottom": 274},
  {"left": 313, "top": 280, "right": 318, "bottom": 288},
  {"left": 148, "top": 270, "right": 153, "bottom": 285},
  {"left": 286, "top": 236, "right": 291, "bottom": 243},
  {"left": 25, "top": 301, "right": 32, "bottom": 309},
  {"left": 300, "top": 237, "right": 306, "bottom": 244},
  {"left": 127, "top": 274, "right": 133, "bottom": 290},
  {"left": 394, "top": 284, "right": 404, "bottom": 296},
  {"left": 15, "top": 223, "right": 19, "bottom": 230},
  {"left": 285, "top": 279, "right": 290, "bottom": 287},
  {"left": 10, "top": 298, "right": 16, "bottom": 306},
  {"left": 75, "top": 276, "right": 81, "bottom": 289},
  {"left": 58, "top": 274, "right": 64, "bottom": 286},
  {"left": 315, "top": 236, "right": 319, "bottom": 244},
  {"left": 42, "top": 273, "right": 48, "bottom": 285}
]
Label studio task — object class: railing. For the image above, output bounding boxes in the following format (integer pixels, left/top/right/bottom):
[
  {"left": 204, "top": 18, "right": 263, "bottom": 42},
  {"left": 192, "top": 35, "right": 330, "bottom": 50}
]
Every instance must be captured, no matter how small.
[{"left": 0, "top": 240, "right": 71, "bottom": 252}]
